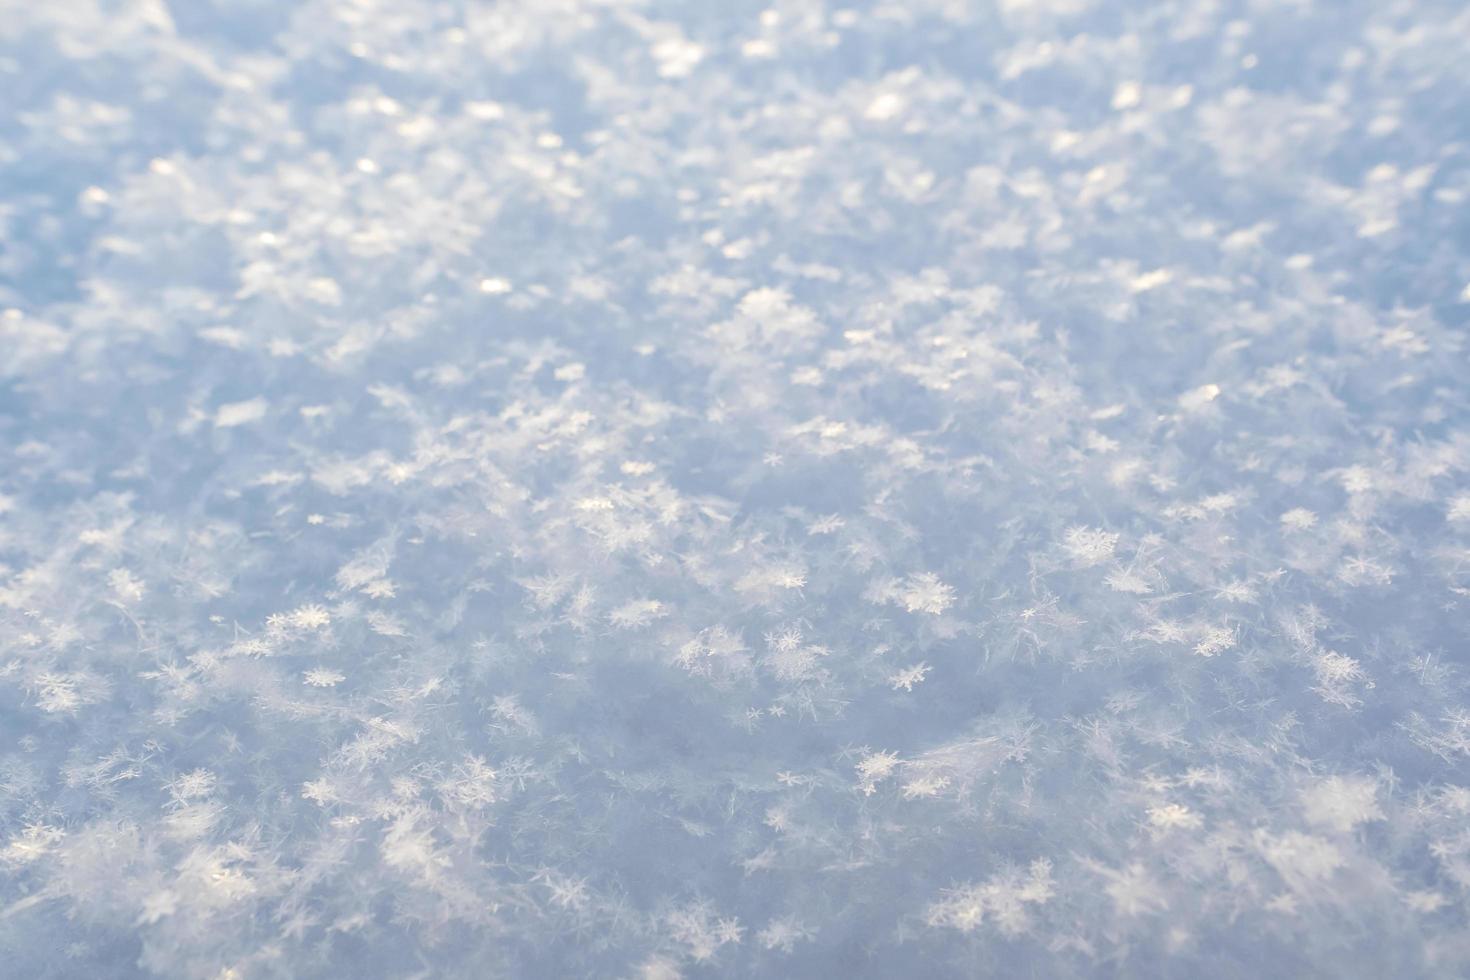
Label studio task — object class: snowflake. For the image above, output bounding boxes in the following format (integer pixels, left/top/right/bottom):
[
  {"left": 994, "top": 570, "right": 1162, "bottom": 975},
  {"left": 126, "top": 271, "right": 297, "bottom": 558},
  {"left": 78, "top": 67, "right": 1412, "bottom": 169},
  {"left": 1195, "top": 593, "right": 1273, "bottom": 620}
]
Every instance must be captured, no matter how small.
[
  {"left": 289, "top": 604, "right": 332, "bottom": 630},
  {"left": 301, "top": 778, "right": 339, "bottom": 806},
  {"left": 1062, "top": 526, "right": 1119, "bottom": 567},
  {"left": 303, "top": 668, "right": 346, "bottom": 688},
  {"left": 901, "top": 774, "right": 951, "bottom": 799},
  {"left": 888, "top": 662, "right": 931, "bottom": 692},
  {"left": 900, "top": 573, "right": 955, "bottom": 615},
  {"left": 166, "top": 769, "right": 218, "bottom": 802},
  {"left": 925, "top": 859, "right": 1054, "bottom": 936},
  {"left": 608, "top": 598, "right": 667, "bottom": 629},
  {"left": 1193, "top": 625, "right": 1237, "bottom": 657},
  {"left": 855, "top": 749, "right": 901, "bottom": 795},
  {"left": 2, "top": 824, "right": 64, "bottom": 865},
  {"left": 108, "top": 568, "right": 145, "bottom": 602},
  {"left": 756, "top": 917, "right": 812, "bottom": 952},
  {"left": 1105, "top": 568, "right": 1153, "bottom": 594}
]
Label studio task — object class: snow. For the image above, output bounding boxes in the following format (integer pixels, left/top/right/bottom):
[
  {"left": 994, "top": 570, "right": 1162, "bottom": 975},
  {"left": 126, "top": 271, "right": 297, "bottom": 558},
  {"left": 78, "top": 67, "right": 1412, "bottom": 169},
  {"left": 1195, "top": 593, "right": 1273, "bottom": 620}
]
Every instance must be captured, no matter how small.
[{"left": 1, "top": 0, "right": 1469, "bottom": 977}]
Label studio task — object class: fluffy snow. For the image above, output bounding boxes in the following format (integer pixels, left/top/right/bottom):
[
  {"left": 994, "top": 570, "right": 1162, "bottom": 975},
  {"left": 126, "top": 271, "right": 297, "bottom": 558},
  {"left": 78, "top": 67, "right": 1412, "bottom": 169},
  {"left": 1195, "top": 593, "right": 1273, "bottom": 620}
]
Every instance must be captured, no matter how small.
[{"left": 2, "top": 1, "right": 1470, "bottom": 977}]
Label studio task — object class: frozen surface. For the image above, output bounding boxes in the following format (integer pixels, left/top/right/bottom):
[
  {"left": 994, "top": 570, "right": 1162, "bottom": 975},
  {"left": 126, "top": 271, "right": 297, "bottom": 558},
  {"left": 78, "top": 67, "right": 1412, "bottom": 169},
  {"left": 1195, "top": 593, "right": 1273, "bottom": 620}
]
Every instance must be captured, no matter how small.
[{"left": 2, "top": 1, "right": 1470, "bottom": 977}]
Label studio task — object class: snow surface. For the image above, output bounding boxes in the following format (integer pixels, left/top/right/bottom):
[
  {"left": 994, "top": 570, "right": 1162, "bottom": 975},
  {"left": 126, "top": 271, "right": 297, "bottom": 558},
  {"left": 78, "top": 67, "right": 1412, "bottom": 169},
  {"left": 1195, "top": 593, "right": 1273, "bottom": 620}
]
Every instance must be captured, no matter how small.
[{"left": 2, "top": 1, "right": 1470, "bottom": 977}]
